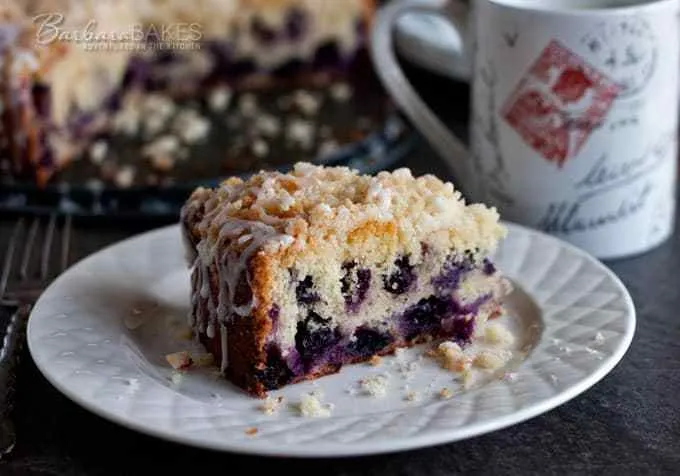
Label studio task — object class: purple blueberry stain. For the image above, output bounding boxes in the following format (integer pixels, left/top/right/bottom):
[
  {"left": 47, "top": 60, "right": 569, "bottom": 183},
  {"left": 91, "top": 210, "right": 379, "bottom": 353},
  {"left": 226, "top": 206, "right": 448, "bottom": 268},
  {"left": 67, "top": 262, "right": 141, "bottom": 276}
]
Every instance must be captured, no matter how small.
[
  {"left": 251, "top": 17, "right": 277, "bottom": 44},
  {"left": 399, "top": 296, "right": 454, "bottom": 340},
  {"left": 383, "top": 255, "right": 416, "bottom": 295},
  {"left": 341, "top": 261, "right": 371, "bottom": 312},
  {"left": 268, "top": 304, "right": 280, "bottom": 334},
  {"left": 296, "top": 275, "right": 320, "bottom": 305},
  {"left": 257, "top": 343, "right": 294, "bottom": 390},
  {"left": 285, "top": 8, "right": 308, "bottom": 41},
  {"left": 432, "top": 255, "right": 473, "bottom": 292},
  {"left": 347, "top": 327, "right": 394, "bottom": 359},
  {"left": 295, "top": 311, "right": 341, "bottom": 369},
  {"left": 483, "top": 258, "right": 496, "bottom": 275}
]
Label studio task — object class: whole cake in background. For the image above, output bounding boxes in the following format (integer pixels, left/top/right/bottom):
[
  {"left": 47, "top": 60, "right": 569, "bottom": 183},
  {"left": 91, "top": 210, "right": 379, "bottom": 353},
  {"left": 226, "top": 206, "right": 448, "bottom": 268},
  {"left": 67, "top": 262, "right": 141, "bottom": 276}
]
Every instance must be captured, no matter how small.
[
  {"left": 0, "top": 0, "right": 378, "bottom": 187},
  {"left": 181, "top": 163, "right": 512, "bottom": 398}
]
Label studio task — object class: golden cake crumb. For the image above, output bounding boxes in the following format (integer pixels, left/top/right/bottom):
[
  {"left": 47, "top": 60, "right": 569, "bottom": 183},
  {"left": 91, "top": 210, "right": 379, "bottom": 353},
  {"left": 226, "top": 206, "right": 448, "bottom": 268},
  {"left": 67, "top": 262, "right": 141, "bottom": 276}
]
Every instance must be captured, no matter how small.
[
  {"left": 360, "top": 375, "right": 389, "bottom": 397},
  {"left": 473, "top": 350, "right": 512, "bottom": 370},
  {"left": 259, "top": 396, "right": 285, "bottom": 415},
  {"left": 369, "top": 355, "right": 382, "bottom": 366},
  {"left": 484, "top": 323, "right": 515, "bottom": 347},
  {"left": 165, "top": 351, "right": 192, "bottom": 370},
  {"left": 297, "top": 393, "right": 332, "bottom": 418},
  {"left": 439, "top": 387, "right": 453, "bottom": 400},
  {"left": 245, "top": 427, "right": 258, "bottom": 436}
]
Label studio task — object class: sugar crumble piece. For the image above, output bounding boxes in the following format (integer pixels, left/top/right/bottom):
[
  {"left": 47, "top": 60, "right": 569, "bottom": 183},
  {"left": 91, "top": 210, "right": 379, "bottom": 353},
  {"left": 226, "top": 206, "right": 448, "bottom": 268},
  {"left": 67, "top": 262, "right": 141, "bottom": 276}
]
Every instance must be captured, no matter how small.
[
  {"left": 114, "top": 165, "right": 135, "bottom": 189},
  {"left": 330, "top": 82, "right": 353, "bottom": 102},
  {"left": 245, "top": 427, "right": 258, "bottom": 436},
  {"left": 593, "top": 332, "right": 605, "bottom": 345},
  {"left": 173, "top": 109, "right": 210, "bottom": 144},
  {"left": 484, "top": 323, "right": 516, "bottom": 347},
  {"left": 438, "top": 387, "right": 453, "bottom": 400},
  {"left": 254, "top": 114, "right": 281, "bottom": 138},
  {"left": 209, "top": 86, "right": 232, "bottom": 112},
  {"left": 166, "top": 351, "right": 192, "bottom": 370},
  {"left": 293, "top": 89, "right": 321, "bottom": 116},
  {"left": 251, "top": 139, "right": 270, "bottom": 158},
  {"left": 460, "top": 369, "right": 473, "bottom": 389},
  {"left": 191, "top": 352, "right": 215, "bottom": 367},
  {"left": 359, "top": 374, "right": 389, "bottom": 397},
  {"left": 143, "top": 135, "right": 180, "bottom": 163},
  {"left": 296, "top": 393, "right": 332, "bottom": 418},
  {"left": 88, "top": 140, "right": 108, "bottom": 165},
  {"left": 170, "top": 372, "right": 183, "bottom": 386},
  {"left": 286, "top": 119, "right": 315, "bottom": 150},
  {"left": 432, "top": 341, "right": 470, "bottom": 372},
  {"left": 473, "top": 349, "right": 511, "bottom": 370},
  {"left": 259, "top": 396, "right": 285, "bottom": 415},
  {"left": 369, "top": 355, "right": 382, "bottom": 367},
  {"left": 404, "top": 391, "right": 420, "bottom": 403}
]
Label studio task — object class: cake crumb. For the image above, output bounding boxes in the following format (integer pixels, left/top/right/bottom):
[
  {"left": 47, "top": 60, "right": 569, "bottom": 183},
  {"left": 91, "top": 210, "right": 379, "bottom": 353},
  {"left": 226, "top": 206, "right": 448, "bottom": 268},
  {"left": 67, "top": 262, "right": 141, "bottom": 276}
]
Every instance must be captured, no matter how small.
[
  {"left": 432, "top": 341, "right": 469, "bottom": 372},
  {"left": 404, "top": 391, "right": 420, "bottom": 402},
  {"left": 330, "top": 82, "right": 353, "bottom": 102},
  {"left": 296, "top": 393, "right": 332, "bottom": 418},
  {"left": 473, "top": 350, "right": 511, "bottom": 370},
  {"left": 191, "top": 352, "right": 215, "bottom": 367},
  {"left": 369, "top": 355, "right": 382, "bottom": 367},
  {"left": 89, "top": 141, "right": 108, "bottom": 165},
  {"left": 259, "top": 396, "right": 284, "bottom": 415},
  {"left": 359, "top": 374, "right": 389, "bottom": 397},
  {"left": 114, "top": 166, "right": 135, "bottom": 188},
  {"left": 293, "top": 89, "right": 321, "bottom": 116},
  {"left": 170, "top": 371, "right": 183, "bottom": 385},
  {"left": 439, "top": 387, "right": 453, "bottom": 400},
  {"left": 593, "top": 332, "right": 605, "bottom": 345},
  {"left": 484, "top": 323, "right": 516, "bottom": 347},
  {"left": 251, "top": 139, "right": 269, "bottom": 158},
  {"left": 166, "top": 351, "right": 192, "bottom": 370},
  {"left": 174, "top": 109, "right": 210, "bottom": 144},
  {"left": 209, "top": 86, "right": 232, "bottom": 112},
  {"left": 245, "top": 427, "right": 258, "bottom": 436}
]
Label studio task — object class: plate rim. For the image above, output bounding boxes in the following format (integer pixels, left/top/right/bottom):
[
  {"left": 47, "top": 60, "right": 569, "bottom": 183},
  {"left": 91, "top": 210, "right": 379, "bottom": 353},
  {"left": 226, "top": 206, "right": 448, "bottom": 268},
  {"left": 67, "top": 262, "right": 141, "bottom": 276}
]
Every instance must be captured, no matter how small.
[{"left": 26, "top": 221, "right": 636, "bottom": 458}]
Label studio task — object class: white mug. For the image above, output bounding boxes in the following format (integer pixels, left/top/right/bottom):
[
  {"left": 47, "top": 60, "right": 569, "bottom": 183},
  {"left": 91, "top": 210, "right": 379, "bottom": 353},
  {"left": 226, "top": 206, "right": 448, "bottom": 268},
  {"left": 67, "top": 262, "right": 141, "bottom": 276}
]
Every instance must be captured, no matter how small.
[{"left": 371, "top": 0, "right": 679, "bottom": 259}]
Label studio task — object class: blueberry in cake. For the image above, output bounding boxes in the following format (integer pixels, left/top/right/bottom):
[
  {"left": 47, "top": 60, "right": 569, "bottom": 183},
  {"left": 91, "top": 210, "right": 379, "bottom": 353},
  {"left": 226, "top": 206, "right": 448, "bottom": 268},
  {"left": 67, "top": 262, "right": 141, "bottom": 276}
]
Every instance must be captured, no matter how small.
[
  {"left": 0, "top": 0, "right": 375, "bottom": 185},
  {"left": 181, "top": 162, "right": 512, "bottom": 397}
]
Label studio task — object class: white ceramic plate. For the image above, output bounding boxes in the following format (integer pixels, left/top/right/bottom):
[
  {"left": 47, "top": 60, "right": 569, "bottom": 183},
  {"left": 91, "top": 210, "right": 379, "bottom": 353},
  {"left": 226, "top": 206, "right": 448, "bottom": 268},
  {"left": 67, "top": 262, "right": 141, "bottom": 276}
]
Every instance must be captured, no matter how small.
[{"left": 27, "top": 222, "right": 635, "bottom": 457}]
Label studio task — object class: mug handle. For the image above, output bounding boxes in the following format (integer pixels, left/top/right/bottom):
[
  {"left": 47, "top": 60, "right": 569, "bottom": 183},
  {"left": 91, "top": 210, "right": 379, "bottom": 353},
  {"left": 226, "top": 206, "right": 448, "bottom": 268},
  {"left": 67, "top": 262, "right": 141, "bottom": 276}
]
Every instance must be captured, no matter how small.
[{"left": 371, "top": 0, "right": 471, "bottom": 186}]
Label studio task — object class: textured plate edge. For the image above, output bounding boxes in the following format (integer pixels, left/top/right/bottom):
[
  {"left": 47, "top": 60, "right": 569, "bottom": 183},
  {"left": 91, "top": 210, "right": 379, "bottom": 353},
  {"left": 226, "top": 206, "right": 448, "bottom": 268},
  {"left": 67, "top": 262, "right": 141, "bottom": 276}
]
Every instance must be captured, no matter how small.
[{"left": 25, "top": 221, "right": 636, "bottom": 458}]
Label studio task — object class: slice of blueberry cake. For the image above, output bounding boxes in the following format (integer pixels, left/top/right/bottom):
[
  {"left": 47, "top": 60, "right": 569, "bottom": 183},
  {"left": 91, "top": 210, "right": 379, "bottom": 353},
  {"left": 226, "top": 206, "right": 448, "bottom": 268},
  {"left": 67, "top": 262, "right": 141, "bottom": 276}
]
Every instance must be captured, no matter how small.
[{"left": 181, "top": 163, "right": 512, "bottom": 397}]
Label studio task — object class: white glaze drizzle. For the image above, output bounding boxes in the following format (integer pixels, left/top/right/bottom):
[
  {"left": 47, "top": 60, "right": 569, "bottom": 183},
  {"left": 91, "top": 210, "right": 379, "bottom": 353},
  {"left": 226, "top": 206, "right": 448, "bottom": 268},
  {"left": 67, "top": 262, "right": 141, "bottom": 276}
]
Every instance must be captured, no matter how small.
[{"left": 185, "top": 191, "right": 294, "bottom": 373}]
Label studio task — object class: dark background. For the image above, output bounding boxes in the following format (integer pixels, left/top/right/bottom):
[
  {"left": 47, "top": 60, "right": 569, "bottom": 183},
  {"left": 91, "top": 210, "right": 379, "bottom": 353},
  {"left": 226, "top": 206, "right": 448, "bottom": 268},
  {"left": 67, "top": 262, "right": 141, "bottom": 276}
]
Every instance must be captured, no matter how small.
[{"left": 1, "top": 58, "right": 679, "bottom": 476}]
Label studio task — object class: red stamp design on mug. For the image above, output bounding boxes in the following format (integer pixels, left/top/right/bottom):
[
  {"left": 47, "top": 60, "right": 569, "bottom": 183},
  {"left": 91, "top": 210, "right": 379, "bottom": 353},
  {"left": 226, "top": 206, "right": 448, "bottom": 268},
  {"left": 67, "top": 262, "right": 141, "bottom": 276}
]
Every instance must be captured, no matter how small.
[{"left": 502, "top": 40, "right": 621, "bottom": 167}]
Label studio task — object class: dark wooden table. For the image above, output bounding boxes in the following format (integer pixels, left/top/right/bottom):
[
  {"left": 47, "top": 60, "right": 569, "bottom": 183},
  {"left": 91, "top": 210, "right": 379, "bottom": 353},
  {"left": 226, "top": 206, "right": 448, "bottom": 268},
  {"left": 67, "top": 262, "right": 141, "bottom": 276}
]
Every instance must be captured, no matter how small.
[{"left": 1, "top": 63, "right": 679, "bottom": 476}]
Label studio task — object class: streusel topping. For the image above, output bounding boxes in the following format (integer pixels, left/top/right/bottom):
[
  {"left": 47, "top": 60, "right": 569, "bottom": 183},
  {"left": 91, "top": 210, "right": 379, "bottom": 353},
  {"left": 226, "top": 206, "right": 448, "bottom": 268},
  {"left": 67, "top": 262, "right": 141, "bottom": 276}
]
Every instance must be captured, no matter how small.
[{"left": 184, "top": 162, "right": 506, "bottom": 265}]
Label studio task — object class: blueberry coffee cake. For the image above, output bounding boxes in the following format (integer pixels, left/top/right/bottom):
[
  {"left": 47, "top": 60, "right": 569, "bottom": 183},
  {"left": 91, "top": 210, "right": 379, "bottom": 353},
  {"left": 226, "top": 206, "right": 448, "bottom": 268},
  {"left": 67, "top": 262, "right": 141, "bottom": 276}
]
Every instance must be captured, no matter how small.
[
  {"left": 0, "top": 0, "right": 376, "bottom": 186},
  {"left": 181, "top": 163, "right": 511, "bottom": 397}
]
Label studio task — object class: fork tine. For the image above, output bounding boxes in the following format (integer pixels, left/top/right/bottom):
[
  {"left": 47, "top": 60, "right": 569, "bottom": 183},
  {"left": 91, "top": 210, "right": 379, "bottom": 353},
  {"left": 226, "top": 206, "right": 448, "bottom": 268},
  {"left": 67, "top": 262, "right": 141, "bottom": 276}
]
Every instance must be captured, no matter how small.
[
  {"left": 39, "top": 214, "right": 57, "bottom": 281},
  {"left": 60, "top": 215, "right": 72, "bottom": 273},
  {"left": 0, "top": 219, "right": 24, "bottom": 299},
  {"left": 19, "top": 217, "right": 40, "bottom": 280}
]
